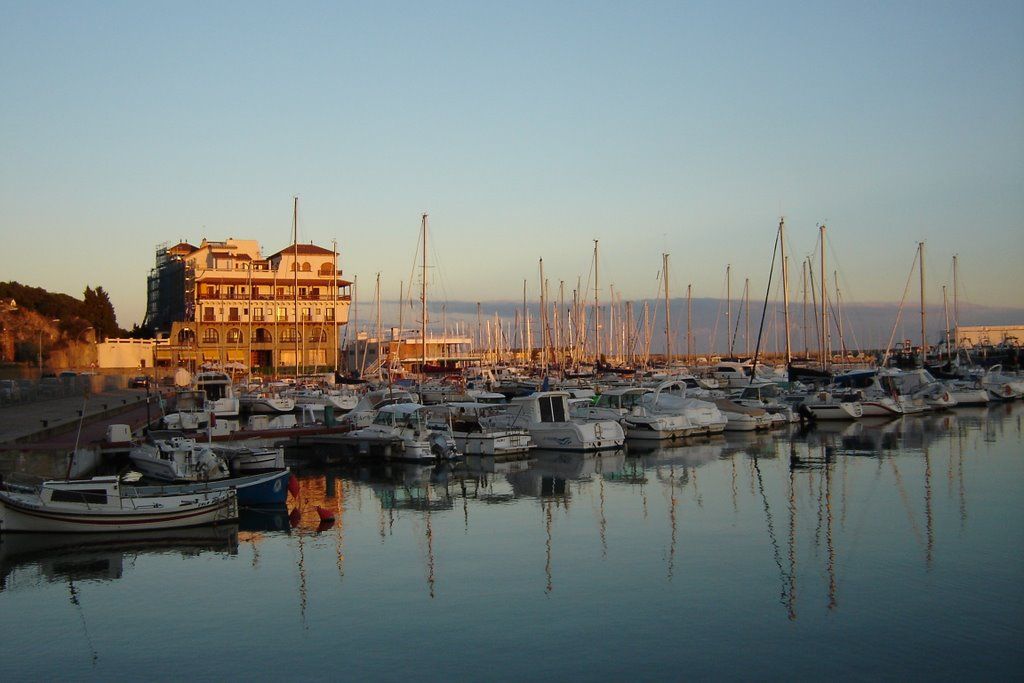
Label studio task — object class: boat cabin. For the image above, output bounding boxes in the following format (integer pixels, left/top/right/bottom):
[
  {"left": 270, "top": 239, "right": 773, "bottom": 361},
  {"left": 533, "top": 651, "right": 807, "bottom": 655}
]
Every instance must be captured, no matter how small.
[{"left": 40, "top": 476, "right": 121, "bottom": 505}]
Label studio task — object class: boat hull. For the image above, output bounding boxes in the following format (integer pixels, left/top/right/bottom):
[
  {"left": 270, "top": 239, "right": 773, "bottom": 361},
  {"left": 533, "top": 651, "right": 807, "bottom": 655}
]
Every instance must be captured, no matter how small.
[
  {"left": 126, "top": 470, "right": 291, "bottom": 507},
  {"left": 0, "top": 491, "right": 237, "bottom": 533},
  {"left": 454, "top": 430, "right": 533, "bottom": 456}
]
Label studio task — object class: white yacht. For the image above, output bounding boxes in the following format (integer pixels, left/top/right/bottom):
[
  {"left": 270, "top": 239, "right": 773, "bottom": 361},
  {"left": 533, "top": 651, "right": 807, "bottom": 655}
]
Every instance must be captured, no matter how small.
[
  {"left": 485, "top": 391, "right": 624, "bottom": 451},
  {"left": 129, "top": 437, "right": 231, "bottom": 482},
  {"left": 730, "top": 384, "right": 800, "bottom": 423},
  {"left": 713, "top": 398, "right": 773, "bottom": 431},
  {"left": 339, "top": 388, "right": 419, "bottom": 429},
  {"left": 350, "top": 403, "right": 460, "bottom": 462},
  {"left": 891, "top": 369, "right": 957, "bottom": 410},
  {"left": 239, "top": 391, "right": 295, "bottom": 415},
  {"left": 433, "top": 402, "right": 534, "bottom": 456},
  {"left": 194, "top": 371, "right": 240, "bottom": 417},
  {"left": 571, "top": 387, "right": 698, "bottom": 441},
  {"left": 801, "top": 391, "right": 863, "bottom": 421},
  {"left": 637, "top": 381, "right": 728, "bottom": 435}
]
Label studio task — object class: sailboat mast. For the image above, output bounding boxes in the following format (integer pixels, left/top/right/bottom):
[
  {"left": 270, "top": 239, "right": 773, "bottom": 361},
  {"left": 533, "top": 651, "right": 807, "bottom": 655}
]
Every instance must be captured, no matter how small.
[
  {"left": 421, "top": 213, "right": 428, "bottom": 375},
  {"left": 293, "top": 196, "right": 300, "bottom": 378},
  {"left": 726, "top": 264, "right": 732, "bottom": 356},
  {"left": 561, "top": 282, "right": 569, "bottom": 374},
  {"left": 332, "top": 239, "right": 339, "bottom": 374},
  {"left": 943, "top": 285, "right": 951, "bottom": 362},
  {"left": 835, "top": 270, "right": 846, "bottom": 364},
  {"left": 397, "top": 281, "right": 404, "bottom": 375},
  {"left": 802, "top": 260, "right": 808, "bottom": 357},
  {"left": 375, "top": 272, "right": 382, "bottom": 379},
  {"left": 663, "top": 253, "right": 671, "bottom": 365},
  {"left": 593, "top": 240, "right": 600, "bottom": 362},
  {"left": 539, "top": 259, "right": 547, "bottom": 372},
  {"left": 952, "top": 254, "right": 959, "bottom": 354},
  {"left": 744, "top": 277, "right": 750, "bottom": 357},
  {"left": 779, "top": 218, "right": 792, "bottom": 364},
  {"left": 687, "top": 283, "right": 693, "bottom": 362},
  {"left": 820, "top": 225, "right": 828, "bottom": 371},
  {"left": 919, "top": 241, "right": 927, "bottom": 364}
]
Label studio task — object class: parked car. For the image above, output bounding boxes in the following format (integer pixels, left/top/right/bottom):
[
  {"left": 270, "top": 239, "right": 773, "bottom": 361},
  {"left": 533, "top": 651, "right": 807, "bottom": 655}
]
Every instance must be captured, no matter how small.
[{"left": 130, "top": 375, "right": 150, "bottom": 388}]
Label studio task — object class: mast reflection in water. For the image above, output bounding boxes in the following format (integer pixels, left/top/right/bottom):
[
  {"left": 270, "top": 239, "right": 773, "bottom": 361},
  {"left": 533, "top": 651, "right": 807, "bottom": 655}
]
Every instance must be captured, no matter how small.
[{"left": 2, "top": 404, "right": 1022, "bottom": 679}]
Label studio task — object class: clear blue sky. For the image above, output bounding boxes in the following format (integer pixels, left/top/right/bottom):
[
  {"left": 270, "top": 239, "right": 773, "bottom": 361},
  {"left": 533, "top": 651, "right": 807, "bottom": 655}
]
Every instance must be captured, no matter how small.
[{"left": 2, "top": 1, "right": 1022, "bottom": 327}]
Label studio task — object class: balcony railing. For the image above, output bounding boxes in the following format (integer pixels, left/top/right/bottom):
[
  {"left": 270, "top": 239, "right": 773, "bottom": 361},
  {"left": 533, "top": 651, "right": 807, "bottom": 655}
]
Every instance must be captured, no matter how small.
[{"left": 196, "top": 293, "right": 351, "bottom": 302}]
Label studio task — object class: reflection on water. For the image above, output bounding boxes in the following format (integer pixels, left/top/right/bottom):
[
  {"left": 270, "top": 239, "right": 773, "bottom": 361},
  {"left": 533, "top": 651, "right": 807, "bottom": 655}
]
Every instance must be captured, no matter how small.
[{"left": 2, "top": 404, "right": 1023, "bottom": 678}]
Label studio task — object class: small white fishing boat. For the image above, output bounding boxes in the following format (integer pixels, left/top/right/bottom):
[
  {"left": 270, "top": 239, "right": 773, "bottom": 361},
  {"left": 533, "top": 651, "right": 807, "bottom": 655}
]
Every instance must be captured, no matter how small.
[{"left": 0, "top": 477, "right": 238, "bottom": 533}]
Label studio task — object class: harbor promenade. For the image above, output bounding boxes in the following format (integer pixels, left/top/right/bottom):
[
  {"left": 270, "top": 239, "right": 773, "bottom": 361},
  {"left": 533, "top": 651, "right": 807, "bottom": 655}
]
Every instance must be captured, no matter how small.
[{"left": 0, "top": 388, "right": 161, "bottom": 478}]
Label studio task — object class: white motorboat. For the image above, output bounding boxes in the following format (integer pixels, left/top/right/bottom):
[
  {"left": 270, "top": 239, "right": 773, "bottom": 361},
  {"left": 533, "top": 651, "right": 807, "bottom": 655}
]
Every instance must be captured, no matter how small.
[
  {"left": 832, "top": 370, "right": 904, "bottom": 417},
  {"left": 730, "top": 384, "right": 800, "bottom": 423},
  {"left": 713, "top": 398, "right": 773, "bottom": 431},
  {"left": 434, "top": 402, "right": 534, "bottom": 456},
  {"left": 571, "top": 387, "right": 698, "bottom": 441},
  {"left": 801, "top": 391, "right": 863, "bottom": 421},
  {"left": 129, "top": 437, "right": 231, "bottom": 482},
  {"left": 978, "top": 365, "right": 1024, "bottom": 401},
  {"left": 350, "top": 403, "right": 460, "bottom": 462},
  {"left": 194, "top": 371, "right": 240, "bottom": 417},
  {"left": 485, "top": 391, "right": 624, "bottom": 452},
  {"left": 211, "top": 444, "right": 285, "bottom": 474},
  {"left": 638, "top": 381, "right": 728, "bottom": 435},
  {"left": 287, "top": 387, "right": 359, "bottom": 413},
  {"left": 947, "top": 380, "right": 990, "bottom": 406},
  {"left": 239, "top": 392, "right": 295, "bottom": 414},
  {"left": 0, "top": 476, "right": 237, "bottom": 533},
  {"left": 339, "top": 388, "right": 419, "bottom": 429},
  {"left": 891, "top": 369, "right": 957, "bottom": 410}
]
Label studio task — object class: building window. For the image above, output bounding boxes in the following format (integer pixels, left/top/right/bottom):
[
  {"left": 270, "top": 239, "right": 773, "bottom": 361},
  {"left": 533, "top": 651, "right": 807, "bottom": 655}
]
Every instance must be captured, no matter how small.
[
  {"left": 202, "top": 328, "right": 219, "bottom": 343},
  {"left": 281, "top": 327, "right": 298, "bottom": 343},
  {"left": 325, "top": 308, "right": 335, "bottom": 322},
  {"left": 203, "top": 307, "right": 215, "bottom": 321},
  {"left": 227, "top": 328, "right": 243, "bottom": 344},
  {"left": 310, "top": 329, "right": 327, "bottom": 343},
  {"left": 319, "top": 263, "right": 333, "bottom": 275},
  {"left": 311, "top": 287, "right": 320, "bottom": 298},
  {"left": 301, "top": 307, "right": 311, "bottom": 322},
  {"left": 229, "top": 307, "right": 239, "bottom": 322},
  {"left": 276, "top": 307, "right": 288, "bottom": 322},
  {"left": 302, "top": 262, "right": 312, "bottom": 272},
  {"left": 252, "top": 328, "right": 272, "bottom": 343},
  {"left": 253, "top": 308, "right": 264, "bottom": 322},
  {"left": 178, "top": 328, "right": 196, "bottom": 344},
  {"left": 276, "top": 287, "right": 284, "bottom": 297}
]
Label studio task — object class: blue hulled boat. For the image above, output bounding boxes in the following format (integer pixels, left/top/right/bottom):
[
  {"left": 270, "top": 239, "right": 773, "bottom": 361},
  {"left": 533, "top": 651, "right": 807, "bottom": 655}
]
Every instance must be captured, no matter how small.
[{"left": 124, "top": 469, "right": 291, "bottom": 506}]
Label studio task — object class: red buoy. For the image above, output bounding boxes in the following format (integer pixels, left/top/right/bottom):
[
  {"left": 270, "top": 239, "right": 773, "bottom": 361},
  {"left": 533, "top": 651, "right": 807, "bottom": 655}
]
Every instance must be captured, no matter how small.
[{"left": 287, "top": 475, "right": 300, "bottom": 498}]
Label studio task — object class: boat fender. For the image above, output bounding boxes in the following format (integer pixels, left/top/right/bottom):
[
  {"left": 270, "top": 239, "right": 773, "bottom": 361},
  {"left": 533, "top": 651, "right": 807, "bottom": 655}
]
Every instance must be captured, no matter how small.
[{"left": 594, "top": 423, "right": 603, "bottom": 438}]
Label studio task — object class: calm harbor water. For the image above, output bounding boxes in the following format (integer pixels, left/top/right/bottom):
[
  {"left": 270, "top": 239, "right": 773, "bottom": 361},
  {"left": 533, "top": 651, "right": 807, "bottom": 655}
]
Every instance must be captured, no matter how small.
[{"left": 2, "top": 404, "right": 1022, "bottom": 680}]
